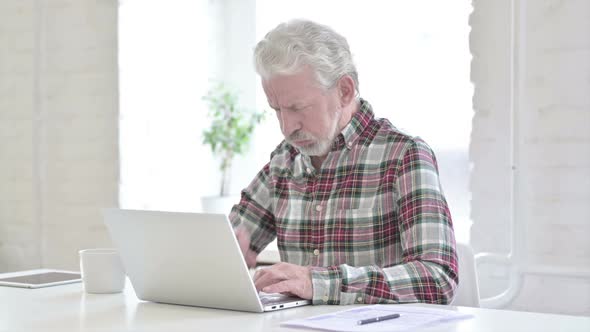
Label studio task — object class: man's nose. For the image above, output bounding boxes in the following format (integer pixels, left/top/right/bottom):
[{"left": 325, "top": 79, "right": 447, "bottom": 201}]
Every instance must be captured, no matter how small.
[{"left": 278, "top": 111, "right": 301, "bottom": 137}]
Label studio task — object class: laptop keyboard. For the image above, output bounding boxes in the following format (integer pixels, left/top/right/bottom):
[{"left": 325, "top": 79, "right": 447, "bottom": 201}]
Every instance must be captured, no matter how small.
[{"left": 251, "top": 268, "right": 306, "bottom": 305}]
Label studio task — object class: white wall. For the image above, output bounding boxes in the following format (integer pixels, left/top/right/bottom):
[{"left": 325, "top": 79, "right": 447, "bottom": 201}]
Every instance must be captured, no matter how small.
[
  {"left": 0, "top": 0, "right": 119, "bottom": 272},
  {"left": 470, "top": 0, "right": 590, "bottom": 315}
]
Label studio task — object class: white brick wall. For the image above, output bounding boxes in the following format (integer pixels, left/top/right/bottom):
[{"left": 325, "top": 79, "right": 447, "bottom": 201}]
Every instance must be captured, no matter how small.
[
  {"left": 0, "top": 0, "right": 118, "bottom": 272},
  {"left": 0, "top": 0, "right": 38, "bottom": 272},
  {"left": 471, "top": 0, "right": 590, "bottom": 315},
  {"left": 469, "top": 0, "right": 513, "bottom": 260}
]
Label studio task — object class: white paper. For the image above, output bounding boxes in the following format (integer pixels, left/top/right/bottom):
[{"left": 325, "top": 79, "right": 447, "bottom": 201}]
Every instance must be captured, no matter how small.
[{"left": 281, "top": 304, "right": 473, "bottom": 332}]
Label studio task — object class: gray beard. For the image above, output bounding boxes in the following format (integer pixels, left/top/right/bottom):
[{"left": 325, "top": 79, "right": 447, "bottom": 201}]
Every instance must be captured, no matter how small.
[
  {"left": 296, "top": 111, "right": 342, "bottom": 156},
  {"left": 297, "top": 139, "right": 333, "bottom": 156}
]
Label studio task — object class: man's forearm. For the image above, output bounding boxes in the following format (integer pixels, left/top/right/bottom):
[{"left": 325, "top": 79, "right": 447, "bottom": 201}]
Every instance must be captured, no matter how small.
[{"left": 310, "top": 260, "right": 457, "bottom": 305}]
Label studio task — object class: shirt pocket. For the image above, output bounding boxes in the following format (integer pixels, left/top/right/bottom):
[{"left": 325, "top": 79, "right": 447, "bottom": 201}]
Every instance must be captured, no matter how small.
[{"left": 328, "top": 208, "right": 384, "bottom": 266}]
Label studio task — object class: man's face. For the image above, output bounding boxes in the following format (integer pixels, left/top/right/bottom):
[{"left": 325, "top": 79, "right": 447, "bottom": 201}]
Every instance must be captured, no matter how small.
[{"left": 262, "top": 67, "right": 343, "bottom": 156}]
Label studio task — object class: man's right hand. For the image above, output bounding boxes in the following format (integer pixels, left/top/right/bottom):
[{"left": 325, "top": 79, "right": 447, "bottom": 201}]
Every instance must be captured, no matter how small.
[{"left": 235, "top": 226, "right": 258, "bottom": 268}]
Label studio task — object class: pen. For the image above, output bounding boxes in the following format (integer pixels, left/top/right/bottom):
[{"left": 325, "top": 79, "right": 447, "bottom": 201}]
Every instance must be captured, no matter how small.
[{"left": 357, "top": 313, "right": 401, "bottom": 325}]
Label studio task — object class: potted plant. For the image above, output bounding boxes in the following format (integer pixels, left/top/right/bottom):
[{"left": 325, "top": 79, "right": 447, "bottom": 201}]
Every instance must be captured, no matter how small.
[{"left": 200, "top": 82, "right": 265, "bottom": 214}]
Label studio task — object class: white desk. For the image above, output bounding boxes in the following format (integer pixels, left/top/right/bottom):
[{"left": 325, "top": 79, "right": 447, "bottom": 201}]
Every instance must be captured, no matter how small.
[{"left": 1, "top": 280, "right": 588, "bottom": 332}]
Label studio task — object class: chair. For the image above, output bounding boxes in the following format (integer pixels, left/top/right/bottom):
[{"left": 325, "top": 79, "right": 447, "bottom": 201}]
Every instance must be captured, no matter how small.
[{"left": 451, "top": 242, "right": 481, "bottom": 307}]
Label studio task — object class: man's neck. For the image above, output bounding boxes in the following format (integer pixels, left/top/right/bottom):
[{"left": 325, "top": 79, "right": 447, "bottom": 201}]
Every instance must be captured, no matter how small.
[
  {"left": 311, "top": 155, "right": 327, "bottom": 170},
  {"left": 309, "top": 99, "right": 361, "bottom": 171},
  {"left": 337, "top": 99, "right": 360, "bottom": 130}
]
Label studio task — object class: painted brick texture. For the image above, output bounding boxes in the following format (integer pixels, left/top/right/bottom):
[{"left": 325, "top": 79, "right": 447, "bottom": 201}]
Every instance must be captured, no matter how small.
[
  {"left": 471, "top": 0, "right": 590, "bottom": 315},
  {"left": 0, "top": 0, "right": 119, "bottom": 272}
]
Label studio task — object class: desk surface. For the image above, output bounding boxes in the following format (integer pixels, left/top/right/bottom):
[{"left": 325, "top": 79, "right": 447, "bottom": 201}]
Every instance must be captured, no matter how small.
[{"left": 1, "top": 280, "right": 588, "bottom": 332}]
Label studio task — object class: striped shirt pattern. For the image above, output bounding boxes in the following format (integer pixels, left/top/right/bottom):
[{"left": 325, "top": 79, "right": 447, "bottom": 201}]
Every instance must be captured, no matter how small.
[{"left": 229, "top": 99, "right": 458, "bottom": 305}]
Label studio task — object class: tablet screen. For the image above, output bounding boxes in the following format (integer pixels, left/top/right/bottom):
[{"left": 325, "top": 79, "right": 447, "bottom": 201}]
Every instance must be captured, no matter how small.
[{"left": 0, "top": 272, "right": 81, "bottom": 286}]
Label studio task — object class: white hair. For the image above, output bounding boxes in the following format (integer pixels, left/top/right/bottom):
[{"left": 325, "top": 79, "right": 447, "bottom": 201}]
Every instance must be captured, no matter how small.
[{"left": 253, "top": 19, "right": 359, "bottom": 93}]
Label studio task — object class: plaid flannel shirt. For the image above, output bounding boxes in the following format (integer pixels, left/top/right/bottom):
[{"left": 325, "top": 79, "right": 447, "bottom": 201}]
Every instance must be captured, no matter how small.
[{"left": 229, "top": 99, "right": 458, "bottom": 305}]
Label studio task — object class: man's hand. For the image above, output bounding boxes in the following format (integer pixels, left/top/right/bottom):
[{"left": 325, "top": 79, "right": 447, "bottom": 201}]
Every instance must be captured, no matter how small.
[
  {"left": 253, "top": 262, "right": 313, "bottom": 300},
  {"left": 235, "top": 226, "right": 258, "bottom": 268}
]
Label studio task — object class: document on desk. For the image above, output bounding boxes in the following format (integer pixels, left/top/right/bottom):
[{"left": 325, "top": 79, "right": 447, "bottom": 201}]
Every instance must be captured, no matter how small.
[{"left": 281, "top": 304, "right": 473, "bottom": 332}]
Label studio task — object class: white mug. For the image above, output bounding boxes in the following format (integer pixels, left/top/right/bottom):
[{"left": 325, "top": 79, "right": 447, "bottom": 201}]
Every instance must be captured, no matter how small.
[{"left": 79, "top": 248, "right": 125, "bottom": 294}]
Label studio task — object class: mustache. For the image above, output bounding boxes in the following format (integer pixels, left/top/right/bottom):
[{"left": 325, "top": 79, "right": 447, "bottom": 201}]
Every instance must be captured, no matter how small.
[{"left": 287, "top": 130, "right": 315, "bottom": 142}]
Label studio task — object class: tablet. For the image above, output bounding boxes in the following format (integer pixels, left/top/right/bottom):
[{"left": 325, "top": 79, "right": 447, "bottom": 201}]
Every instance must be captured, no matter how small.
[{"left": 0, "top": 269, "right": 82, "bottom": 289}]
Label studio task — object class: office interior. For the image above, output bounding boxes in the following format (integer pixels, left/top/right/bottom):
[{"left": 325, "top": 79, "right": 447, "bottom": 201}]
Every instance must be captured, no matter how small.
[{"left": 0, "top": 0, "right": 588, "bottom": 317}]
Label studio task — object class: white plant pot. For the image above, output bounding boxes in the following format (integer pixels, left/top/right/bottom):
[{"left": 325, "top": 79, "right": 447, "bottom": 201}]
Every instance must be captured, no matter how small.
[{"left": 200, "top": 195, "right": 240, "bottom": 215}]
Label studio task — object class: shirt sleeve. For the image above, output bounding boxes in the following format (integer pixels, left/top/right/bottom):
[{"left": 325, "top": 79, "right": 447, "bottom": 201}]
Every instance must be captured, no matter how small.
[
  {"left": 310, "top": 139, "right": 459, "bottom": 305},
  {"left": 228, "top": 163, "right": 277, "bottom": 254}
]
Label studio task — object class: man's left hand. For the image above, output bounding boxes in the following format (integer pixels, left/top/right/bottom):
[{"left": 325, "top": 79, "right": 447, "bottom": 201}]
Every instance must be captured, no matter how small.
[{"left": 253, "top": 262, "right": 313, "bottom": 300}]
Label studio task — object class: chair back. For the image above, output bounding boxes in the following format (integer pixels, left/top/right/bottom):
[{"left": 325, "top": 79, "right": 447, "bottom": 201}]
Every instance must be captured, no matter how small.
[{"left": 451, "top": 242, "right": 481, "bottom": 307}]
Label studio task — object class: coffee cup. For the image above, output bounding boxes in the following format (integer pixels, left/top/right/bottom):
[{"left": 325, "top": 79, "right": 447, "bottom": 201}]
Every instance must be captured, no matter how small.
[{"left": 79, "top": 248, "right": 125, "bottom": 294}]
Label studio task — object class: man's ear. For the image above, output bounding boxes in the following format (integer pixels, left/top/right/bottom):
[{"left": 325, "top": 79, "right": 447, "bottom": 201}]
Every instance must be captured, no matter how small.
[{"left": 337, "top": 75, "right": 356, "bottom": 107}]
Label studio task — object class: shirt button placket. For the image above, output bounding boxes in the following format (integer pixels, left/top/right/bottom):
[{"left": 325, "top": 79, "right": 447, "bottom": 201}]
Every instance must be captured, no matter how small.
[
  {"left": 313, "top": 204, "right": 322, "bottom": 264},
  {"left": 307, "top": 165, "right": 317, "bottom": 267}
]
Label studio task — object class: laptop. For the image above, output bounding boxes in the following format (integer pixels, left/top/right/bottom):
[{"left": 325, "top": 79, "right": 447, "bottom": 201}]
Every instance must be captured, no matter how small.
[{"left": 102, "top": 208, "right": 311, "bottom": 312}]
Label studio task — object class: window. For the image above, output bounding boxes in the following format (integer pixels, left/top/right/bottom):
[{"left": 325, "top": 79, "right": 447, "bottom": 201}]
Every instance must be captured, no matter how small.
[
  {"left": 119, "top": 0, "right": 473, "bottom": 243},
  {"left": 118, "top": 0, "right": 210, "bottom": 212}
]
